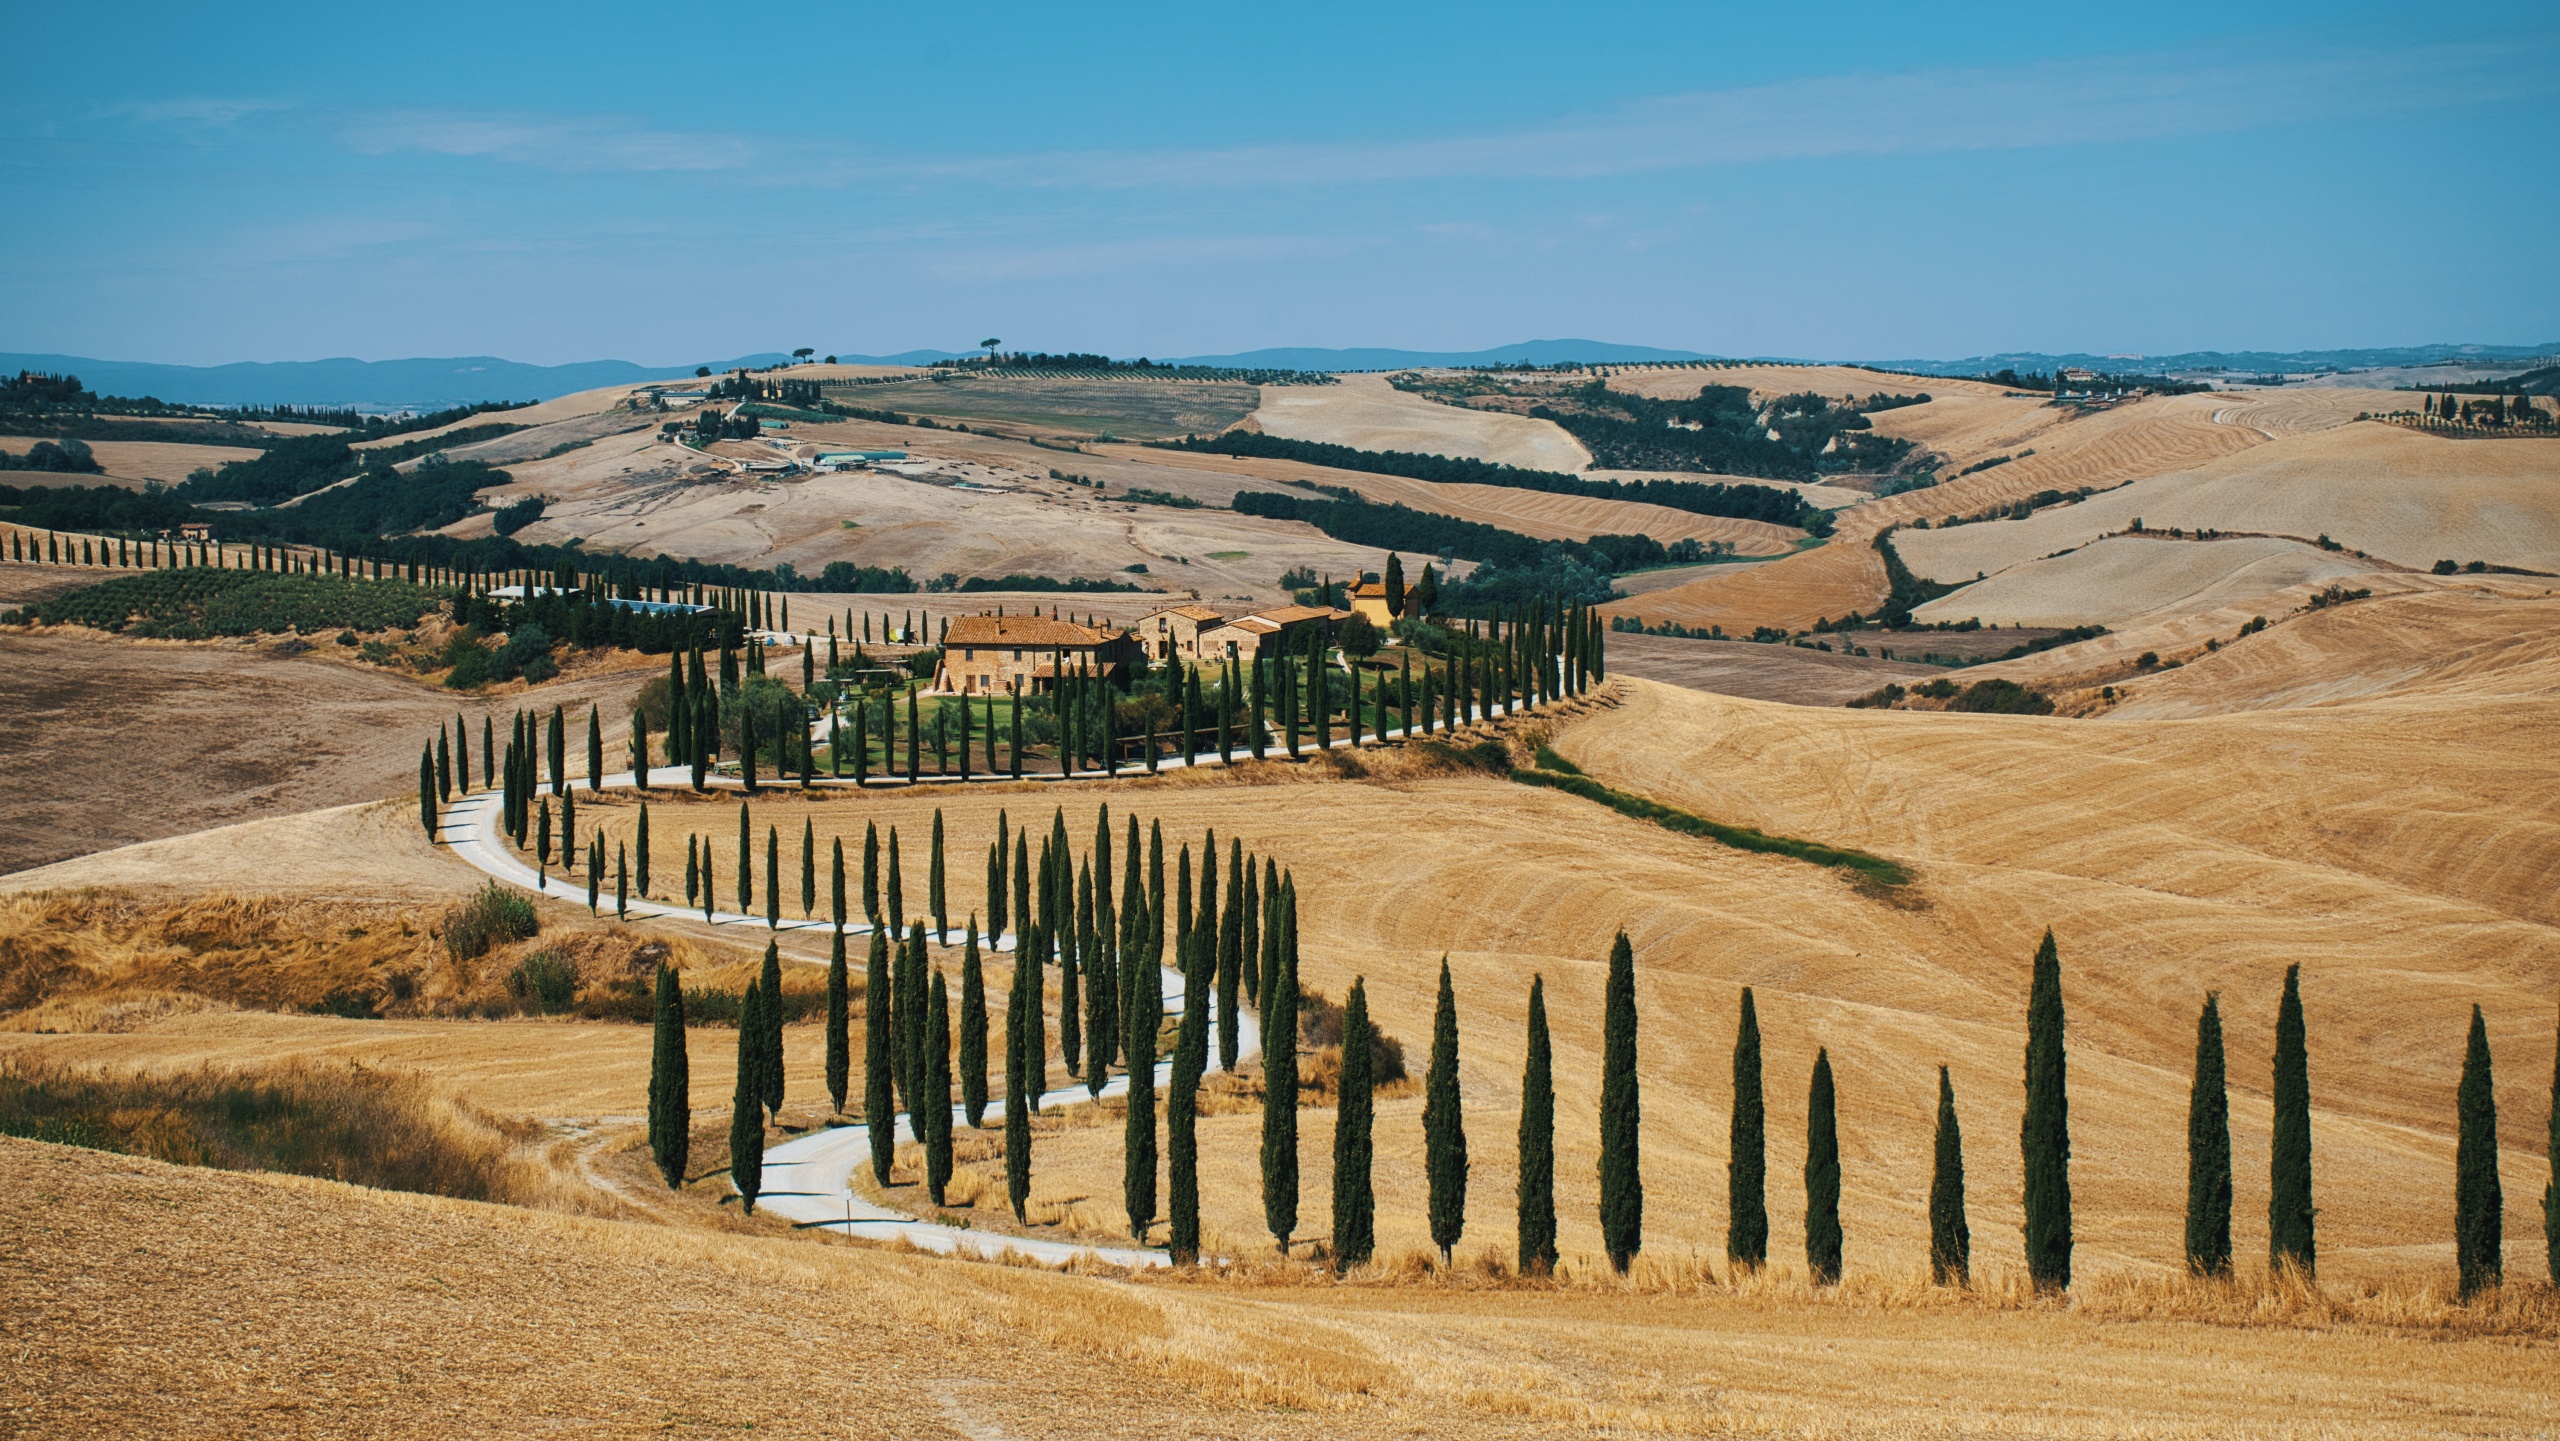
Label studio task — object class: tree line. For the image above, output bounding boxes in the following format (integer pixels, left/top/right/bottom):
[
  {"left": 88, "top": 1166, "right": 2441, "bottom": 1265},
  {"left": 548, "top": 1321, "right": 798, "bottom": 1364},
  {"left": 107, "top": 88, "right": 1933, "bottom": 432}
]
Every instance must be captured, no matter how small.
[{"left": 1159, "top": 429, "right": 1826, "bottom": 530}]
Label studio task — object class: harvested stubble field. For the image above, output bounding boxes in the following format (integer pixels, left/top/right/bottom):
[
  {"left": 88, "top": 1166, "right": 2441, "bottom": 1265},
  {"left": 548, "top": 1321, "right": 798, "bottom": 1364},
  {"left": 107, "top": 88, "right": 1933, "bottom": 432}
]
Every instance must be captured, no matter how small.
[
  {"left": 0, "top": 628, "right": 658, "bottom": 875},
  {"left": 1, "top": 651, "right": 2555, "bottom": 1432},
  {"left": 1896, "top": 421, "right": 2560, "bottom": 584},
  {"left": 1249, "top": 372, "right": 1595, "bottom": 472},
  {"left": 1605, "top": 390, "right": 2287, "bottom": 634},
  {"left": 1908, "top": 533, "right": 2392, "bottom": 630},
  {"left": 0, "top": 436, "right": 262, "bottom": 484},
  {"left": 19, "top": 1138, "right": 2553, "bottom": 1440}
]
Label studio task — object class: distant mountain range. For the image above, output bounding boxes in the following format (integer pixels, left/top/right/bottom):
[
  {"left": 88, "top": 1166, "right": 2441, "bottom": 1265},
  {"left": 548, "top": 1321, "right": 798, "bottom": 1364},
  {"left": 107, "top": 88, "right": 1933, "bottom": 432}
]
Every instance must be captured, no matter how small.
[
  {"left": 8, "top": 339, "right": 2553, "bottom": 410},
  {"left": 1169, "top": 339, "right": 1711, "bottom": 371},
  {"left": 1867, "top": 344, "right": 2560, "bottom": 378},
  {"left": 0, "top": 350, "right": 964, "bottom": 412}
]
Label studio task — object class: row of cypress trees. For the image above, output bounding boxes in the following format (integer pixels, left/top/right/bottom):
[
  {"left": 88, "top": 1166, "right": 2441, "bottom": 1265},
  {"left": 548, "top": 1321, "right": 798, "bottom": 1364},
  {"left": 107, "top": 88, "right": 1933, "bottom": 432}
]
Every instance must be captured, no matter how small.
[{"left": 638, "top": 822, "right": 2560, "bottom": 1291}]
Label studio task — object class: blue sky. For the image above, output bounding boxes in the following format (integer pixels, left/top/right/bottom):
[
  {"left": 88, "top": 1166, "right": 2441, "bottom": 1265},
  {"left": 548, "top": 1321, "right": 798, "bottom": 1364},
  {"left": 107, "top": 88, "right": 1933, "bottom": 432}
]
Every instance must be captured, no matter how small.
[{"left": 4, "top": 1, "right": 2555, "bottom": 367}]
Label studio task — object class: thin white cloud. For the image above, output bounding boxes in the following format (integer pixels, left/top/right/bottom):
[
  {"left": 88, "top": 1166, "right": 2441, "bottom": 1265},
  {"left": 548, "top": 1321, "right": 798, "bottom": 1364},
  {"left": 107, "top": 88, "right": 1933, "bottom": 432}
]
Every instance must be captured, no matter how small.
[
  {"left": 328, "top": 36, "right": 2559, "bottom": 188},
  {"left": 338, "top": 110, "right": 760, "bottom": 172},
  {"left": 105, "top": 97, "right": 290, "bottom": 128},
  {"left": 1025, "top": 38, "right": 2560, "bottom": 187}
]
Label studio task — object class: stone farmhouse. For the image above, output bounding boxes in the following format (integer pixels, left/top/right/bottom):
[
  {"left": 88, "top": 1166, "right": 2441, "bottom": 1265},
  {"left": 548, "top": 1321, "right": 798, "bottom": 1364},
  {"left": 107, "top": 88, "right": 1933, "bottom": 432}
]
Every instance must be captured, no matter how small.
[{"left": 931, "top": 614, "right": 1140, "bottom": 695}]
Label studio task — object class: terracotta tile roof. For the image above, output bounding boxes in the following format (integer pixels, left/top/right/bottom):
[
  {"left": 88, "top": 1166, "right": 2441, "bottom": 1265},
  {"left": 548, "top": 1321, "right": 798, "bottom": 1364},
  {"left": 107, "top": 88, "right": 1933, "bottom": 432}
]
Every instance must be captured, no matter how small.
[
  {"left": 1348, "top": 579, "right": 1389, "bottom": 599},
  {"left": 942, "top": 614, "right": 1118, "bottom": 648},
  {"left": 1144, "top": 604, "right": 1226, "bottom": 623},
  {"left": 1206, "top": 616, "right": 1282, "bottom": 635},
  {"left": 1245, "top": 604, "right": 1346, "bottom": 627}
]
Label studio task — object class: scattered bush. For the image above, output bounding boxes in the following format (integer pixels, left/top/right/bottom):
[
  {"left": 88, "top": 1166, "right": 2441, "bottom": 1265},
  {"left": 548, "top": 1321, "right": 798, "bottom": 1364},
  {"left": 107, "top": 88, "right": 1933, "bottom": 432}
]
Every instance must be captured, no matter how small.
[
  {"left": 1338, "top": 612, "right": 1379, "bottom": 658},
  {"left": 505, "top": 952, "right": 579, "bottom": 1012},
  {"left": 443, "top": 881, "right": 537, "bottom": 963},
  {"left": 1947, "top": 679, "right": 2055, "bottom": 715}
]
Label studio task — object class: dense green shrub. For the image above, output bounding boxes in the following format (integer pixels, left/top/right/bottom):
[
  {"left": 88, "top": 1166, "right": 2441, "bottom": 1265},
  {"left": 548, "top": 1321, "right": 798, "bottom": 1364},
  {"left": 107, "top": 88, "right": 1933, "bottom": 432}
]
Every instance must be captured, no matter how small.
[
  {"left": 506, "top": 951, "right": 580, "bottom": 1011},
  {"left": 444, "top": 881, "right": 538, "bottom": 962},
  {"left": 1948, "top": 679, "right": 2055, "bottom": 715},
  {"left": 0, "top": 438, "right": 103, "bottom": 473}
]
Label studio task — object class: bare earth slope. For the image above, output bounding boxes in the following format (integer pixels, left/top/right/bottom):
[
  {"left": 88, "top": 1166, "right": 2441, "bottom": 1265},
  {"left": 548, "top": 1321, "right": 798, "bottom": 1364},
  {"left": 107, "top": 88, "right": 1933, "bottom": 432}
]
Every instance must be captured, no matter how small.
[
  {"left": 1602, "top": 393, "right": 2271, "bottom": 633},
  {"left": 0, "top": 631, "right": 657, "bottom": 875},
  {"left": 1899, "top": 423, "right": 2560, "bottom": 582},
  {"left": 1250, "top": 373, "right": 1593, "bottom": 472},
  {"left": 1910, "top": 533, "right": 2389, "bottom": 628}
]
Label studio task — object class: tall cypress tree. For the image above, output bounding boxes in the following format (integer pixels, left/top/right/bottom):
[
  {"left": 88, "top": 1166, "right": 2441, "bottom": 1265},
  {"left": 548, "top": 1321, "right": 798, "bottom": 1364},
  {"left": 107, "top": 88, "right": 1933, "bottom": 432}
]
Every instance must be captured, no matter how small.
[
  {"left": 930, "top": 808, "right": 948, "bottom": 942},
  {"left": 635, "top": 802, "right": 649, "bottom": 898},
  {"left": 1064, "top": 862, "right": 1089, "bottom": 1081},
  {"left": 1728, "top": 987, "right": 1768, "bottom": 1270},
  {"left": 731, "top": 982, "right": 766, "bottom": 1214},
  {"left": 587, "top": 703, "right": 602, "bottom": 790},
  {"left": 831, "top": 837, "right": 847, "bottom": 931},
  {"left": 887, "top": 828, "right": 905, "bottom": 936},
  {"left": 800, "top": 818, "right": 816, "bottom": 918},
  {"left": 2546, "top": 1002, "right": 2558, "bottom": 1288},
  {"left": 1929, "top": 1065, "right": 1969, "bottom": 1285},
  {"left": 1332, "top": 976, "right": 1377, "bottom": 1272},
  {"left": 1423, "top": 957, "right": 1468, "bottom": 1265},
  {"left": 864, "top": 928, "right": 894, "bottom": 1184},
  {"left": 419, "top": 746, "right": 437, "bottom": 837},
  {"left": 2269, "top": 963, "right": 2315, "bottom": 1275},
  {"left": 2021, "top": 929, "right": 2073, "bottom": 1291},
  {"left": 758, "top": 941, "right": 784, "bottom": 1118},
  {"left": 2185, "top": 993, "right": 2233, "bottom": 1276},
  {"left": 1218, "top": 838, "right": 1244, "bottom": 1071},
  {"left": 925, "top": 969, "right": 954, "bottom": 1206},
  {"left": 1124, "top": 913, "right": 1159, "bottom": 1241},
  {"left": 2455, "top": 1004, "right": 2503, "bottom": 1298},
  {"left": 900, "top": 923, "right": 932, "bottom": 1132},
  {"left": 825, "top": 927, "right": 851, "bottom": 1114},
  {"left": 648, "top": 963, "right": 690, "bottom": 1188},
  {"left": 1805, "top": 1048, "right": 1842, "bottom": 1285},
  {"left": 736, "top": 803, "right": 752, "bottom": 914},
  {"left": 1262, "top": 875, "right": 1301, "bottom": 1254},
  {"left": 1004, "top": 950, "right": 1031, "bottom": 1220},
  {"left": 1598, "top": 930, "right": 1642, "bottom": 1273},
  {"left": 862, "top": 820, "right": 880, "bottom": 928},
  {"left": 1167, "top": 913, "right": 1208, "bottom": 1263},
  {"left": 1517, "top": 974, "right": 1557, "bottom": 1275},
  {"left": 961, "top": 922, "right": 988, "bottom": 1127}
]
